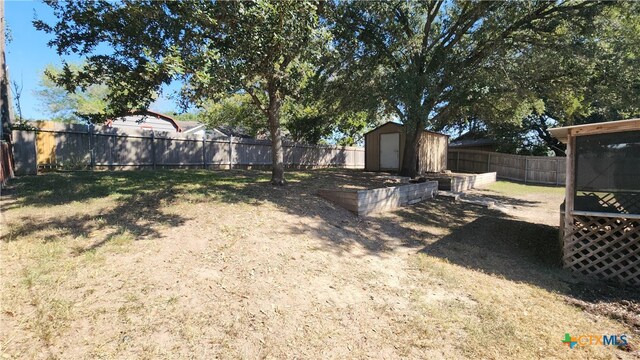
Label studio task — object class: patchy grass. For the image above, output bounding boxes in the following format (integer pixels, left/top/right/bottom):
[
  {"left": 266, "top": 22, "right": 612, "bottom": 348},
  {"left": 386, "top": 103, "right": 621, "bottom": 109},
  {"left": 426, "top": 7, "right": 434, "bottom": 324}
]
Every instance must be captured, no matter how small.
[
  {"left": 484, "top": 180, "right": 566, "bottom": 196},
  {"left": 412, "top": 254, "right": 634, "bottom": 359},
  {"left": 1, "top": 169, "right": 637, "bottom": 359}
]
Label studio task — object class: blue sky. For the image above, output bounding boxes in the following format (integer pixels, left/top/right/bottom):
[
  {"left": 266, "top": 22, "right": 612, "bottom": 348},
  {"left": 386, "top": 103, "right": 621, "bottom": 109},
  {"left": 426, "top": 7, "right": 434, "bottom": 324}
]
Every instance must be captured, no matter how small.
[{"left": 5, "top": 0, "right": 177, "bottom": 120}]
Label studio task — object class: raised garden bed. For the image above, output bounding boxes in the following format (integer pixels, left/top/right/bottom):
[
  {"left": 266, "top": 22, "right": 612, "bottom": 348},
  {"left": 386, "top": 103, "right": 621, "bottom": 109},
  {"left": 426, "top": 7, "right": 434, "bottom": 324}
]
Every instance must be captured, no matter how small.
[
  {"left": 424, "top": 172, "right": 496, "bottom": 192},
  {"left": 318, "top": 181, "right": 438, "bottom": 216}
]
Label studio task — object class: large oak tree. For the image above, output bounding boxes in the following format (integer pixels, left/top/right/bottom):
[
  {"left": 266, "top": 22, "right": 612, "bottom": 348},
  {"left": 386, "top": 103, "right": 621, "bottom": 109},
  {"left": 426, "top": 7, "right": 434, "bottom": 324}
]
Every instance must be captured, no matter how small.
[
  {"left": 330, "top": 1, "right": 606, "bottom": 176},
  {"left": 36, "top": 0, "right": 326, "bottom": 185},
  {"left": 445, "top": 1, "right": 640, "bottom": 156}
]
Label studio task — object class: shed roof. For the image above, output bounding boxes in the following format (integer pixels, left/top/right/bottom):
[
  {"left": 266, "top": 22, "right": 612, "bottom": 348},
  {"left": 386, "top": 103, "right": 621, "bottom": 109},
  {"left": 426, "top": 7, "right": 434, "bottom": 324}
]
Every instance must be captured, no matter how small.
[
  {"left": 364, "top": 121, "right": 449, "bottom": 137},
  {"left": 549, "top": 118, "right": 640, "bottom": 143}
]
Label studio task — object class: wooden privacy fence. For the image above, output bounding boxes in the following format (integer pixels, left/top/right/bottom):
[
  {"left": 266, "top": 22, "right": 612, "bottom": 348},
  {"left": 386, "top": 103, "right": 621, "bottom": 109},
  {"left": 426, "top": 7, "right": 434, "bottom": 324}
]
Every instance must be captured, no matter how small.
[
  {"left": 11, "top": 123, "right": 365, "bottom": 175},
  {"left": 448, "top": 149, "right": 566, "bottom": 185},
  {"left": 0, "top": 141, "right": 14, "bottom": 186}
]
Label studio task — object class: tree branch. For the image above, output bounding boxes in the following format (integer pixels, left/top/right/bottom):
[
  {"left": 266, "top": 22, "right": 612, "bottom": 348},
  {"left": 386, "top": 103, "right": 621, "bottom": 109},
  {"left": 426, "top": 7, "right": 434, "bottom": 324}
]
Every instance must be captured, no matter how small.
[
  {"left": 356, "top": 21, "right": 402, "bottom": 70},
  {"left": 394, "top": 6, "right": 413, "bottom": 38},
  {"left": 422, "top": 2, "right": 493, "bottom": 75},
  {"left": 245, "top": 87, "right": 268, "bottom": 117},
  {"left": 460, "top": 3, "right": 556, "bottom": 70},
  {"left": 421, "top": 0, "right": 444, "bottom": 54}
]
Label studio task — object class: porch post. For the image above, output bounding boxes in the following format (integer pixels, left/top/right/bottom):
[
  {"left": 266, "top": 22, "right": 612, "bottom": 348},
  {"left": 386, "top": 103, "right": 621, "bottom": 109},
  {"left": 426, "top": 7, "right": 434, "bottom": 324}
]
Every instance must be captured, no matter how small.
[{"left": 562, "top": 133, "right": 576, "bottom": 265}]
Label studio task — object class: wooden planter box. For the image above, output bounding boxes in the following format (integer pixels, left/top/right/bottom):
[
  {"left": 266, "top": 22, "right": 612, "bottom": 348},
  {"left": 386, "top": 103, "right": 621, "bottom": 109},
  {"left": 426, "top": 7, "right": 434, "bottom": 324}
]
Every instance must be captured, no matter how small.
[{"left": 318, "top": 181, "right": 439, "bottom": 216}]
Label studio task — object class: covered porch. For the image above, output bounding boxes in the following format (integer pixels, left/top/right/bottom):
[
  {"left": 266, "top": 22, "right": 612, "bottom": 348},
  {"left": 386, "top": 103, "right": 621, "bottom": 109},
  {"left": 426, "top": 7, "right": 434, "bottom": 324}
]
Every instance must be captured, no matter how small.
[{"left": 550, "top": 119, "right": 640, "bottom": 286}]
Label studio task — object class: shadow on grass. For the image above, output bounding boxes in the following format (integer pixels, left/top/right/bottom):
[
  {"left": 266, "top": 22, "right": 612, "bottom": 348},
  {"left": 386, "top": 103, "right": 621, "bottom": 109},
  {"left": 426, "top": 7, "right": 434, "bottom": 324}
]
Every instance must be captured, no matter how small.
[
  {"left": 463, "top": 192, "right": 543, "bottom": 208},
  {"left": 0, "top": 170, "right": 266, "bottom": 210},
  {"left": 0, "top": 171, "right": 217, "bottom": 252},
  {"left": 421, "top": 215, "right": 562, "bottom": 280},
  {"left": 419, "top": 213, "right": 640, "bottom": 330},
  {"left": 2, "top": 169, "right": 637, "bottom": 326},
  {"left": 0, "top": 169, "right": 397, "bottom": 253},
  {"left": 2, "top": 192, "right": 189, "bottom": 254}
]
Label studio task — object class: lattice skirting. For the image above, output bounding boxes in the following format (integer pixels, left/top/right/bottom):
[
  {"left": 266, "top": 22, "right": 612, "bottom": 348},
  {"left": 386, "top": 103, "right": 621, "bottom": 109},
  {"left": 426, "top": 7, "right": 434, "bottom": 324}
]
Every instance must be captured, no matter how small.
[{"left": 563, "top": 215, "right": 640, "bottom": 286}]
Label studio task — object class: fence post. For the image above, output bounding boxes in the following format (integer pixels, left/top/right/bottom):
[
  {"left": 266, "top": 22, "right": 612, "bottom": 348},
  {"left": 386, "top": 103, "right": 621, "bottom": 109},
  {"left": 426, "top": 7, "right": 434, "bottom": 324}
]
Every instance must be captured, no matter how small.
[
  {"left": 556, "top": 157, "right": 560, "bottom": 185},
  {"left": 487, "top": 153, "right": 491, "bottom": 173},
  {"left": 291, "top": 142, "right": 296, "bottom": 168},
  {"left": 88, "top": 124, "right": 95, "bottom": 171},
  {"left": 456, "top": 151, "right": 460, "bottom": 171},
  {"left": 151, "top": 131, "right": 156, "bottom": 170},
  {"left": 228, "top": 135, "right": 233, "bottom": 169},
  {"left": 524, "top": 157, "right": 528, "bottom": 183},
  {"left": 110, "top": 133, "right": 117, "bottom": 168},
  {"left": 33, "top": 128, "right": 39, "bottom": 174},
  {"left": 202, "top": 134, "right": 206, "bottom": 169}
]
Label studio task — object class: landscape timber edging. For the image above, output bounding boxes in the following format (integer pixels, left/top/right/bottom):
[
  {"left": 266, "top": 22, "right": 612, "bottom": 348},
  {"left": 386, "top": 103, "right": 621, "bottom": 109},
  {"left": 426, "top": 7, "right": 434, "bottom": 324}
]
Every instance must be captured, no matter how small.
[{"left": 318, "top": 181, "right": 439, "bottom": 216}]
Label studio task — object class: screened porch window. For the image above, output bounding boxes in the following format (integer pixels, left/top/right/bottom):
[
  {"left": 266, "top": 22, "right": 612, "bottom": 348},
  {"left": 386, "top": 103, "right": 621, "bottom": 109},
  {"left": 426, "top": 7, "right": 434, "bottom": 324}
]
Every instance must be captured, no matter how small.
[{"left": 574, "top": 130, "right": 640, "bottom": 214}]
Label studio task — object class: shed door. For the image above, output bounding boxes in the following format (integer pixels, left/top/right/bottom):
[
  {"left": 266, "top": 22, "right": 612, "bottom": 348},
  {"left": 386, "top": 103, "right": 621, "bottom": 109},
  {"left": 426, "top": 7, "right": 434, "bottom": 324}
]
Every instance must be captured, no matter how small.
[{"left": 380, "top": 133, "right": 400, "bottom": 170}]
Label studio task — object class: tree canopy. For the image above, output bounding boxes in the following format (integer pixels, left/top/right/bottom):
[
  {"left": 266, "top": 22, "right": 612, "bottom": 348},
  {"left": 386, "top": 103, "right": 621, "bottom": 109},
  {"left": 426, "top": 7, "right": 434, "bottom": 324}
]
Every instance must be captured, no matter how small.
[
  {"left": 36, "top": 0, "right": 328, "bottom": 184},
  {"left": 329, "top": 1, "right": 610, "bottom": 175},
  {"left": 443, "top": 1, "right": 640, "bottom": 156},
  {"left": 35, "top": 0, "right": 638, "bottom": 179},
  {"left": 36, "top": 64, "right": 109, "bottom": 123}
]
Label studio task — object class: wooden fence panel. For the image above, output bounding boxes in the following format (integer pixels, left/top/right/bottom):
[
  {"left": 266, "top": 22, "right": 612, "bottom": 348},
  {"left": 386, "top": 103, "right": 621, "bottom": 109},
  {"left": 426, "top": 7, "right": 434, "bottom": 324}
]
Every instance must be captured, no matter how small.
[
  {"left": 449, "top": 149, "right": 566, "bottom": 186},
  {"left": 235, "top": 140, "right": 271, "bottom": 165},
  {"left": 112, "top": 134, "right": 153, "bottom": 166},
  {"left": 301, "top": 146, "right": 331, "bottom": 166},
  {"left": 155, "top": 136, "right": 201, "bottom": 166},
  {"left": 36, "top": 124, "right": 56, "bottom": 165},
  {"left": 490, "top": 153, "right": 526, "bottom": 181},
  {"left": 557, "top": 158, "right": 566, "bottom": 185},
  {"left": 283, "top": 145, "right": 294, "bottom": 164},
  {"left": 205, "top": 140, "right": 230, "bottom": 166},
  {"left": 527, "top": 157, "right": 559, "bottom": 184},
  {"left": 457, "top": 151, "right": 490, "bottom": 173},
  {"left": 11, "top": 125, "right": 368, "bottom": 172},
  {"left": 355, "top": 149, "right": 365, "bottom": 167},
  {"left": 93, "top": 133, "right": 116, "bottom": 166},
  {"left": 54, "top": 130, "right": 90, "bottom": 167},
  {"left": 11, "top": 130, "right": 37, "bottom": 175},
  {"left": 0, "top": 142, "right": 14, "bottom": 186}
]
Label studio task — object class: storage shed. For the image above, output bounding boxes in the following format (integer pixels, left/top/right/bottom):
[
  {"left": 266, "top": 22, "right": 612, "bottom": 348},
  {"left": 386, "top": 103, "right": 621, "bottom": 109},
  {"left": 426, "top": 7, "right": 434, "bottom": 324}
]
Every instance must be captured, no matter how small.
[
  {"left": 364, "top": 122, "right": 448, "bottom": 173},
  {"left": 549, "top": 118, "right": 640, "bottom": 286}
]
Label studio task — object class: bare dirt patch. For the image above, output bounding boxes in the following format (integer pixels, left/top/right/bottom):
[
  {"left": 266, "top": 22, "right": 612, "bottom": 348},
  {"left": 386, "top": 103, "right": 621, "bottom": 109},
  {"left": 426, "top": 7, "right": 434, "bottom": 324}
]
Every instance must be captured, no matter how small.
[{"left": 1, "top": 170, "right": 637, "bottom": 359}]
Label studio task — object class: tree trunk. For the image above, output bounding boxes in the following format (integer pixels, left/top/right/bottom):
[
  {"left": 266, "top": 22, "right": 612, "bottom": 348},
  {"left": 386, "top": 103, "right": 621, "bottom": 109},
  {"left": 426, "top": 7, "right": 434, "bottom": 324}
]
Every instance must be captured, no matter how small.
[
  {"left": 551, "top": 145, "right": 566, "bottom": 157},
  {"left": 0, "top": 1, "right": 13, "bottom": 142},
  {"left": 267, "top": 89, "right": 286, "bottom": 186},
  {"left": 529, "top": 114, "right": 566, "bottom": 157},
  {"left": 399, "top": 122, "right": 421, "bottom": 178}
]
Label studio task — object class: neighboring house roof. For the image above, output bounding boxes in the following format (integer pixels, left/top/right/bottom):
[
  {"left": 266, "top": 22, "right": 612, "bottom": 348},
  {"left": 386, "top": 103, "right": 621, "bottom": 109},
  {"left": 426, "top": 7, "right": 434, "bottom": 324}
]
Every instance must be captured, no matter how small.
[
  {"left": 178, "top": 123, "right": 229, "bottom": 138},
  {"left": 175, "top": 120, "right": 206, "bottom": 134},
  {"left": 106, "top": 110, "right": 183, "bottom": 132},
  {"left": 106, "top": 110, "right": 262, "bottom": 139},
  {"left": 449, "top": 138, "right": 496, "bottom": 148},
  {"left": 214, "top": 125, "right": 256, "bottom": 139},
  {"left": 363, "top": 121, "right": 449, "bottom": 137},
  {"left": 449, "top": 130, "right": 496, "bottom": 148}
]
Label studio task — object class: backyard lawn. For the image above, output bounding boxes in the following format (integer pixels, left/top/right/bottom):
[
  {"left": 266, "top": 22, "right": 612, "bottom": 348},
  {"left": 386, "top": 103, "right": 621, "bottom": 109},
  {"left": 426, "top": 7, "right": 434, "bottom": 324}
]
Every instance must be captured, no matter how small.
[{"left": 1, "top": 170, "right": 638, "bottom": 359}]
